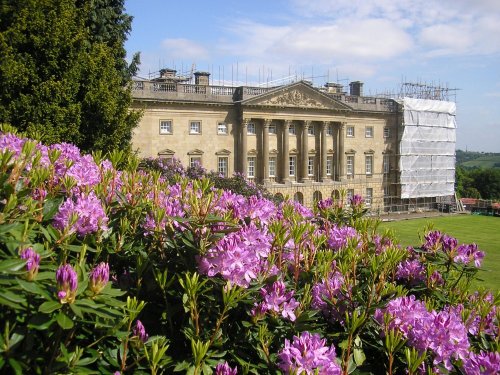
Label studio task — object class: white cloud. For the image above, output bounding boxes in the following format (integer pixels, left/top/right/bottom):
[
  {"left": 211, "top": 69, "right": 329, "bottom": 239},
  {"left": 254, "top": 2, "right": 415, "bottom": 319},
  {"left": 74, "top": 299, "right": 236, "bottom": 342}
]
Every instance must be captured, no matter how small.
[{"left": 161, "top": 38, "right": 209, "bottom": 60}]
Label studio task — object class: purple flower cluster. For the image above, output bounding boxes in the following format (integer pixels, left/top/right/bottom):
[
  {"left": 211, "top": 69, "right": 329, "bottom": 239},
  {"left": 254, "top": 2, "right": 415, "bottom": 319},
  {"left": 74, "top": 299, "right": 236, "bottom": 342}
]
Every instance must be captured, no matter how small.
[
  {"left": 252, "top": 281, "right": 300, "bottom": 321},
  {"left": 463, "top": 351, "right": 500, "bottom": 375},
  {"left": 375, "top": 295, "right": 470, "bottom": 370},
  {"left": 56, "top": 264, "right": 78, "bottom": 304},
  {"left": 53, "top": 192, "right": 108, "bottom": 236},
  {"left": 326, "top": 224, "right": 359, "bottom": 251},
  {"left": 198, "top": 224, "right": 272, "bottom": 287},
  {"left": 278, "top": 331, "right": 341, "bottom": 374},
  {"left": 395, "top": 259, "right": 426, "bottom": 285},
  {"left": 133, "top": 320, "right": 148, "bottom": 343},
  {"left": 20, "top": 247, "right": 40, "bottom": 281},
  {"left": 422, "top": 231, "right": 484, "bottom": 267},
  {"left": 349, "top": 194, "right": 364, "bottom": 207},
  {"left": 311, "top": 269, "right": 348, "bottom": 324},
  {"left": 215, "top": 362, "right": 237, "bottom": 375},
  {"left": 143, "top": 183, "right": 186, "bottom": 234},
  {"left": 89, "top": 262, "right": 109, "bottom": 294}
]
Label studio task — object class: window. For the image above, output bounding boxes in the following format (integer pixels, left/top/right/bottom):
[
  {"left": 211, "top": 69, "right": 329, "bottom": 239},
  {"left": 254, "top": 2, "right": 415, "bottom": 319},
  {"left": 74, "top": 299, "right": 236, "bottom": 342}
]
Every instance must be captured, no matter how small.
[
  {"left": 384, "top": 127, "right": 391, "bottom": 138},
  {"left": 247, "top": 157, "right": 256, "bottom": 178},
  {"left": 217, "top": 122, "right": 228, "bottom": 134},
  {"left": 327, "top": 124, "right": 334, "bottom": 136},
  {"left": 268, "top": 123, "right": 277, "bottom": 134},
  {"left": 384, "top": 186, "right": 391, "bottom": 197},
  {"left": 383, "top": 155, "right": 390, "bottom": 174},
  {"left": 190, "top": 157, "right": 202, "bottom": 168},
  {"left": 269, "top": 157, "right": 276, "bottom": 177},
  {"left": 365, "top": 188, "right": 373, "bottom": 206},
  {"left": 365, "top": 155, "right": 373, "bottom": 175},
  {"left": 289, "top": 156, "right": 296, "bottom": 176},
  {"left": 289, "top": 124, "right": 296, "bottom": 135},
  {"left": 326, "top": 156, "right": 333, "bottom": 176},
  {"left": 159, "top": 120, "right": 172, "bottom": 134},
  {"left": 308, "top": 156, "right": 314, "bottom": 176},
  {"left": 308, "top": 126, "right": 315, "bottom": 136},
  {"left": 218, "top": 157, "right": 228, "bottom": 177},
  {"left": 365, "top": 126, "right": 373, "bottom": 138},
  {"left": 346, "top": 155, "right": 354, "bottom": 176},
  {"left": 247, "top": 123, "right": 256, "bottom": 134},
  {"left": 190, "top": 121, "right": 201, "bottom": 134},
  {"left": 346, "top": 126, "right": 355, "bottom": 137}
]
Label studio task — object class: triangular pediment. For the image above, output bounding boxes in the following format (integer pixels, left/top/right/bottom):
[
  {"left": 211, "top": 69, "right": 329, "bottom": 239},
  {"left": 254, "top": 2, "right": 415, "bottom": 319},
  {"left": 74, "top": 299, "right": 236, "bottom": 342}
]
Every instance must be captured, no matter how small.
[
  {"left": 158, "top": 148, "right": 175, "bottom": 155},
  {"left": 241, "top": 81, "right": 351, "bottom": 111}
]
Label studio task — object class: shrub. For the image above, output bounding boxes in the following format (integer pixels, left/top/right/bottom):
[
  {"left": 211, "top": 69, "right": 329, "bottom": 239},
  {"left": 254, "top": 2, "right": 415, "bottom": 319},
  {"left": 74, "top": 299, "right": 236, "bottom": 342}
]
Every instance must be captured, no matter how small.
[{"left": 0, "top": 131, "right": 498, "bottom": 374}]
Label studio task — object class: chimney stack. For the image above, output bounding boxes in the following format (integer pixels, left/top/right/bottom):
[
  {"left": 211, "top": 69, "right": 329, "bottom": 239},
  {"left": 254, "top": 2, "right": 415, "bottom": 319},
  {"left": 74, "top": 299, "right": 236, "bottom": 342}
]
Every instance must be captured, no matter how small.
[{"left": 349, "top": 81, "right": 364, "bottom": 96}]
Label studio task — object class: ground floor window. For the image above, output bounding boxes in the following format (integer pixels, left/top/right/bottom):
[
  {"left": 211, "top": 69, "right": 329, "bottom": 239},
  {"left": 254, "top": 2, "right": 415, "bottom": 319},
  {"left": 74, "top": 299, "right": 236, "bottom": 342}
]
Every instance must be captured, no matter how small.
[
  {"left": 218, "top": 157, "right": 228, "bottom": 177},
  {"left": 247, "top": 157, "right": 256, "bottom": 178}
]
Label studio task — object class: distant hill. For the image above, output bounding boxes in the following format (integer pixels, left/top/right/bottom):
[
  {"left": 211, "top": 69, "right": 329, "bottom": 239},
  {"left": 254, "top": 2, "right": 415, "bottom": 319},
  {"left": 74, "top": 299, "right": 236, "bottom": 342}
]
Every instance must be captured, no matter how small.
[{"left": 456, "top": 150, "right": 500, "bottom": 169}]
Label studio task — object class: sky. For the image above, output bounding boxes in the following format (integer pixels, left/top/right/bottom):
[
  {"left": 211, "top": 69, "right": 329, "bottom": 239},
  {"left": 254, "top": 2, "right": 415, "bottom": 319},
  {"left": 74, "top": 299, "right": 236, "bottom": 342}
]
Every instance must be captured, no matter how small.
[{"left": 124, "top": 0, "right": 500, "bottom": 152}]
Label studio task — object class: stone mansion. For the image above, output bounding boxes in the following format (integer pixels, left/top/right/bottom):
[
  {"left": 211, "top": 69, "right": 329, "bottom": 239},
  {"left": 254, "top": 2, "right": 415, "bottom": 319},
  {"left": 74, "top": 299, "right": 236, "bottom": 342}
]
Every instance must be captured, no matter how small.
[{"left": 131, "top": 69, "right": 456, "bottom": 211}]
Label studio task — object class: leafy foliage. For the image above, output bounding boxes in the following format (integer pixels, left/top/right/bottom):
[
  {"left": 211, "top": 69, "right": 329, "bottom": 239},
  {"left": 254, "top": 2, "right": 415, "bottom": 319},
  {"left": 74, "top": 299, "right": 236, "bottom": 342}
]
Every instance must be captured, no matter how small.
[
  {"left": 0, "top": 130, "right": 498, "bottom": 374},
  {"left": 0, "top": 0, "right": 141, "bottom": 154}
]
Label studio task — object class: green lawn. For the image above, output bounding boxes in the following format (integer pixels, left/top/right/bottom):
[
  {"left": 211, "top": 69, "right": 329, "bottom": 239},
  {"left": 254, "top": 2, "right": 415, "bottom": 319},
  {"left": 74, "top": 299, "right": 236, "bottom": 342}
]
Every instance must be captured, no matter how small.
[{"left": 378, "top": 215, "right": 500, "bottom": 291}]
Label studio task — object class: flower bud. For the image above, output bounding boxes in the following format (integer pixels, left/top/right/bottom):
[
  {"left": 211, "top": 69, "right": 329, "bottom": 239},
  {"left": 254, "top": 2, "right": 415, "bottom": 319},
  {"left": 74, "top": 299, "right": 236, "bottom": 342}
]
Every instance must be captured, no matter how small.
[
  {"left": 56, "top": 264, "right": 78, "bottom": 304},
  {"left": 20, "top": 248, "right": 40, "bottom": 281},
  {"left": 89, "top": 262, "right": 109, "bottom": 294},
  {"left": 133, "top": 320, "right": 148, "bottom": 343}
]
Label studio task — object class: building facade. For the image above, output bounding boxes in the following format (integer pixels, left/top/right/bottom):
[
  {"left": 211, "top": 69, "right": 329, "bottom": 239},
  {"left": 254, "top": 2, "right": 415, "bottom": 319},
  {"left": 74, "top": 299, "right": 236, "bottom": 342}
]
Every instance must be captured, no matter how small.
[{"left": 131, "top": 70, "right": 430, "bottom": 211}]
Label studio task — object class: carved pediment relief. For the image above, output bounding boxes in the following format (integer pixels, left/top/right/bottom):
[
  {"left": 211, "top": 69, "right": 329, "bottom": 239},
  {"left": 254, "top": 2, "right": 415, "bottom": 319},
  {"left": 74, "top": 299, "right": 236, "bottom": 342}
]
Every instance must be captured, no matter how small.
[
  {"left": 289, "top": 148, "right": 299, "bottom": 154},
  {"left": 248, "top": 149, "right": 258, "bottom": 155},
  {"left": 269, "top": 149, "right": 279, "bottom": 155},
  {"left": 216, "top": 149, "right": 231, "bottom": 155},
  {"left": 187, "top": 149, "right": 204, "bottom": 155},
  {"left": 328, "top": 148, "right": 335, "bottom": 154},
  {"left": 260, "top": 89, "right": 329, "bottom": 109},
  {"left": 242, "top": 81, "right": 351, "bottom": 111},
  {"left": 158, "top": 148, "right": 175, "bottom": 156}
]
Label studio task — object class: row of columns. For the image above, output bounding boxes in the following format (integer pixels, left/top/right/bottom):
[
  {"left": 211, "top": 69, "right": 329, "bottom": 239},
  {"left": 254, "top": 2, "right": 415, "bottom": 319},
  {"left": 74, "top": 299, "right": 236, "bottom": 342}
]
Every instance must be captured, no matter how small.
[{"left": 241, "top": 118, "right": 346, "bottom": 183}]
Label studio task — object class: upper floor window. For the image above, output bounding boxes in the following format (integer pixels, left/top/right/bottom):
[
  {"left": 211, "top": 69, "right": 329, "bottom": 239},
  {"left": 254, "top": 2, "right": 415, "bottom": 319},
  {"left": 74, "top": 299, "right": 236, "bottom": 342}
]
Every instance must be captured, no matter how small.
[
  {"left": 269, "top": 157, "right": 277, "bottom": 177},
  {"left": 365, "top": 126, "right": 374, "bottom": 138},
  {"left": 218, "top": 122, "right": 228, "bottom": 134},
  {"left": 327, "top": 124, "right": 334, "bottom": 136},
  {"left": 365, "top": 155, "right": 373, "bottom": 175},
  {"left": 346, "top": 126, "right": 355, "bottom": 137},
  {"left": 326, "top": 156, "right": 333, "bottom": 175},
  {"left": 247, "top": 157, "right": 256, "bottom": 178},
  {"left": 308, "top": 126, "right": 315, "bottom": 136},
  {"left": 289, "top": 124, "right": 296, "bottom": 135},
  {"left": 247, "top": 122, "right": 256, "bottom": 135},
  {"left": 346, "top": 155, "right": 354, "bottom": 176},
  {"left": 384, "top": 126, "right": 391, "bottom": 138},
  {"left": 289, "top": 156, "right": 296, "bottom": 176},
  {"left": 190, "top": 121, "right": 201, "bottom": 134},
  {"left": 308, "top": 156, "right": 314, "bottom": 176},
  {"left": 159, "top": 120, "right": 172, "bottom": 134},
  {"left": 218, "top": 157, "right": 228, "bottom": 177},
  {"left": 383, "top": 155, "right": 390, "bottom": 174},
  {"left": 268, "top": 123, "right": 277, "bottom": 134}
]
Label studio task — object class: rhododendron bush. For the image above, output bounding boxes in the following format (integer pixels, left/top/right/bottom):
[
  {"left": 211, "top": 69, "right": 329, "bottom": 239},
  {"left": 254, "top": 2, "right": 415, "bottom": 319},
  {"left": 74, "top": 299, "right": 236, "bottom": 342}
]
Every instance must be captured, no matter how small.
[{"left": 0, "top": 129, "right": 498, "bottom": 374}]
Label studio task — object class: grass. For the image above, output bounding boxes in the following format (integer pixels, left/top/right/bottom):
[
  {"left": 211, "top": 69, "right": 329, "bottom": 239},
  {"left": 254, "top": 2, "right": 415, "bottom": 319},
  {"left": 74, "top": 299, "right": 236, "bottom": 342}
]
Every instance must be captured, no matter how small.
[
  {"left": 460, "top": 155, "right": 500, "bottom": 169},
  {"left": 378, "top": 215, "right": 500, "bottom": 291}
]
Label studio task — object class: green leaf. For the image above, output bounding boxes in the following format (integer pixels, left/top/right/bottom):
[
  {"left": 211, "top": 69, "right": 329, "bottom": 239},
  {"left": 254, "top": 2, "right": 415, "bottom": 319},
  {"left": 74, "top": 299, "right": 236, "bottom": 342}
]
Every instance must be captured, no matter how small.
[
  {"left": 28, "top": 314, "right": 55, "bottom": 330},
  {"left": 42, "top": 197, "right": 64, "bottom": 221},
  {"left": 8, "top": 358, "right": 23, "bottom": 375},
  {"left": 353, "top": 348, "right": 366, "bottom": 366},
  {"left": 1, "top": 290, "right": 26, "bottom": 304},
  {"left": 17, "top": 278, "right": 51, "bottom": 298},
  {"left": 70, "top": 303, "right": 83, "bottom": 318},
  {"left": 39, "top": 300, "right": 61, "bottom": 314},
  {"left": 0, "top": 259, "right": 26, "bottom": 273},
  {"left": 56, "top": 311, "right": 74, "bottom": 329}
]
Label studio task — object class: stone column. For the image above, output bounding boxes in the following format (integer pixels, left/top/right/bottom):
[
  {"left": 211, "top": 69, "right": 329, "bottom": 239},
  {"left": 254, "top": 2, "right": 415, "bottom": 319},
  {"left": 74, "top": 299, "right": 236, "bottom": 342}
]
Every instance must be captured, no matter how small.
[
  {"left": 301, "top": 120, "right": 311, "bottom": 182},
  {"left": 282, "top": 120, "right": 291, "bottom": 183},
  {"left": 337, "top": 122, "right": 345, "bottom": 181},
  {"left": 320, "top": 121, "right": 328, "bottom": 182},
  {"left": 262, "top": 119, "right": 271, "bottom": 183},
  {"left": 241, "top": 118, "right": 249, "bottom": 175}
]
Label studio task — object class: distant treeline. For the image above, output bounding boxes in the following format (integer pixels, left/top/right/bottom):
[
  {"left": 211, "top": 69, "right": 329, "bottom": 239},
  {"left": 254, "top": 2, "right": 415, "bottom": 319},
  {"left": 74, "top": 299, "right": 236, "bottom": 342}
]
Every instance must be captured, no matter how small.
[
  {"left": 456, "top": 150, "right": 500, "bottom": 169},
  {"left": 456, "top": 166, "right": 500, "bottom": 200}
]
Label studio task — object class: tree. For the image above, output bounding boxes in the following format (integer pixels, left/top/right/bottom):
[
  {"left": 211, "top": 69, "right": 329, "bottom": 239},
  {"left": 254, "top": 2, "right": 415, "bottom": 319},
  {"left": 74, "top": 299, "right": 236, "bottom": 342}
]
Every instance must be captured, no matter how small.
[{"left": 0, "top": 0, "right": 141, "bottom": 153}]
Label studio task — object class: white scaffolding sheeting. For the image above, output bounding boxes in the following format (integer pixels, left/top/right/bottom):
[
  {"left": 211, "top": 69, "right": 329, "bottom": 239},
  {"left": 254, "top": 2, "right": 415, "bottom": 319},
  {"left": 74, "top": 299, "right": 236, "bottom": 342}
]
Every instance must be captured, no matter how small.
[{"left": 399, "top": 97, "right": 456, "bottom": 199}]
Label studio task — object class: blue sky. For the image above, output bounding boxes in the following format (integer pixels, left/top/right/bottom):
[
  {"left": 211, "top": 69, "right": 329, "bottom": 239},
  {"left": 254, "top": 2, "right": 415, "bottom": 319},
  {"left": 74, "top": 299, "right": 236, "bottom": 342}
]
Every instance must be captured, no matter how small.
[{"left": 124, "top": 0, "right": 500, "bottom": 152}]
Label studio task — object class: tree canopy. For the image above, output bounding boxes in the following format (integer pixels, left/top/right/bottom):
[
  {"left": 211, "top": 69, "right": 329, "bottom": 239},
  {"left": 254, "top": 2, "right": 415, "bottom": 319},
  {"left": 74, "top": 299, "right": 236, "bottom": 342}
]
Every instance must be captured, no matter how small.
[{"left": 0, "top": 0, "right": 141, "bottom": 153}]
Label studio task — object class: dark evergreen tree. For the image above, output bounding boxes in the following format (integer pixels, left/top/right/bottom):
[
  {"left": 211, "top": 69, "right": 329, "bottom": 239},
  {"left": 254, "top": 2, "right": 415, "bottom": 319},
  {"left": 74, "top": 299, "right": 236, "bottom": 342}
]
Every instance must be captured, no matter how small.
[{"left": 0, "top": 0, "right": 141, "bottom": 153}]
